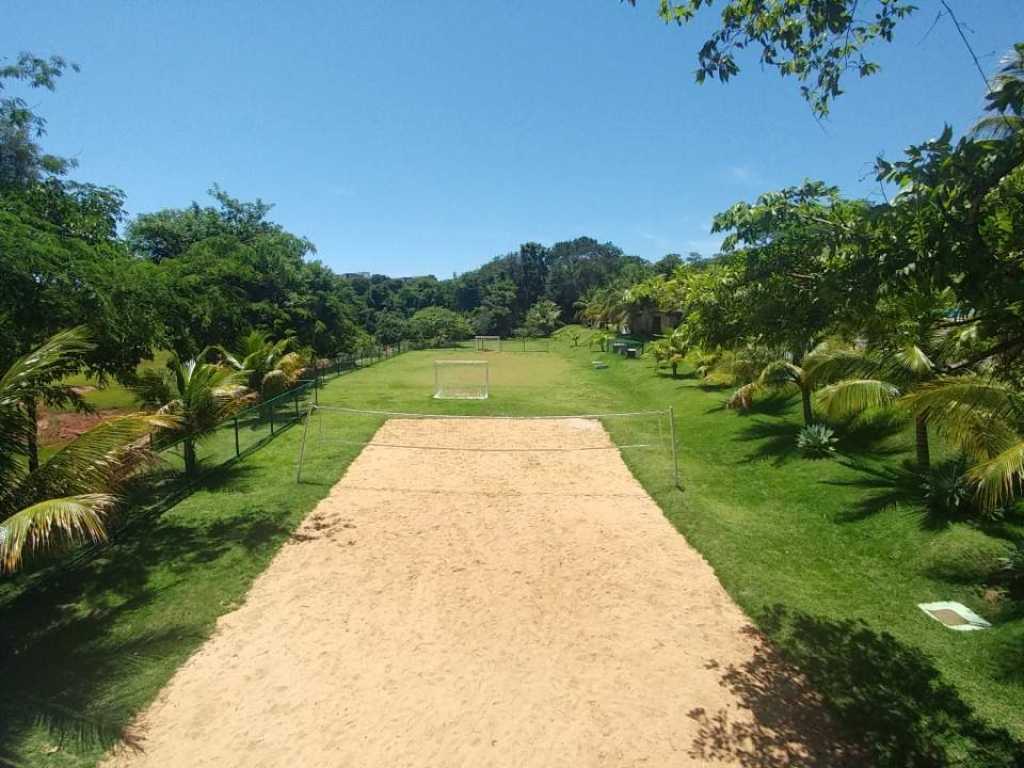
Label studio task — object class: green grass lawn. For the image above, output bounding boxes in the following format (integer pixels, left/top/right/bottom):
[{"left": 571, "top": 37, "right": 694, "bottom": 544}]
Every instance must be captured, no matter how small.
[
  {"left": 55, "top": 352, "right": 173, "bottom": 413},
  {"left": 1, "top": 335, "right": 1021, "bottom": 766}
]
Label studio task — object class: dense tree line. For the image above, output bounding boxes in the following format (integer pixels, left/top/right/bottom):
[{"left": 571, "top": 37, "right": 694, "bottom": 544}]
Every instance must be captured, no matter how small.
[{"left": 592, "top": 44, "right": 1024, "bottom": 519}]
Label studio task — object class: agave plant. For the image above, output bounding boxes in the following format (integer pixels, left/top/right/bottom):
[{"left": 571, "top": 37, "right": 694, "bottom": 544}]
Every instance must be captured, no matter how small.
[
  {"left": 796, "top": 423, "right": 838, "bottom": 458},
  {"left": 143, "top": 356, "right": 250, "bottom": 477},
  {"left": 0, "top": 329, "right": 172, "bottom": 573}
]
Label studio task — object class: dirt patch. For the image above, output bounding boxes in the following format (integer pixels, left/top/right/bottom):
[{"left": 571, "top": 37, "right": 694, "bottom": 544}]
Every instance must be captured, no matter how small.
[
  {"left": 103, "top": 418, "right": 848, "bottom": 767},
  {"left": 37, "top": 406, "right": 127, "bottom": 446}
]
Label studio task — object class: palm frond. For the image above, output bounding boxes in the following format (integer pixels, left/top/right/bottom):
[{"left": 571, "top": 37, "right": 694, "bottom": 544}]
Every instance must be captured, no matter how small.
[
  {"left": 802, "top": 349, "right": 878, "bottom": 389},
  {"left": 728, "top": 382, "right": 760, "bottom": 411},
  {"left": 0, "top": 326, "right": 94, "bottom": 407},
  {"left": 968, "top": 441, "right": 1024, "bottom": 511},
  {"left": 758, "top": 360, "right": 802, "bottom": 388},
  {"left": 902, "top": 377, "right": 1021, "bottom": 459},
  {"left": 816, "top": 379, "right": 900, "bottom": 420},
  {"left": 0, "top": 494, "right": 112, "bottom": 573},
  {"left": 24, "top": 414, "right": 175, "bottom": 503},
  {"left": 896, "top": 344, "right": 933, "bottom": 378}
]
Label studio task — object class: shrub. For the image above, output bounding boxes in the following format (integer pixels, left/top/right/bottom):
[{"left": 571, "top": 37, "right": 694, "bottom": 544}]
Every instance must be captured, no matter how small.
[{"left": 796, "top": 423, "right": 837, "bottom": 458}]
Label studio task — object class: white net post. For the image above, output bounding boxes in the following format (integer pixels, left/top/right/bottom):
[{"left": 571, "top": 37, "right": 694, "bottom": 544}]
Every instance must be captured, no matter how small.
[{"left": 434, "top": 360, "right": 489, "bottom": 399}]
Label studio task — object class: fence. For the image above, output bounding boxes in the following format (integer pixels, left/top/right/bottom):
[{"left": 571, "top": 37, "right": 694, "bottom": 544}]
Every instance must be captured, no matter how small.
[
  {"left": 152, "top": 380, "right": 317, "bottom": 478},
  {"left": 312, "top": 341, "right": 409, "bottom": 387}
]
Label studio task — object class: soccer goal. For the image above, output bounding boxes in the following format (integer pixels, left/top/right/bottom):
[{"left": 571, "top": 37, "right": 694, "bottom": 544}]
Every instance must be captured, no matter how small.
[
  {"left": 434, "top": 360, "right": 489, "bottom": 399},
  {"left": 474, "top": 335, "right": 501, "bottom": 352}
]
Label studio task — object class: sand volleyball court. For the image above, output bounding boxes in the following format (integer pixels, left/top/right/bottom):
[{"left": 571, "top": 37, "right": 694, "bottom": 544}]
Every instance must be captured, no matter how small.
[{"left": 104, "top": 417, "right": 844, "bottom": 767}]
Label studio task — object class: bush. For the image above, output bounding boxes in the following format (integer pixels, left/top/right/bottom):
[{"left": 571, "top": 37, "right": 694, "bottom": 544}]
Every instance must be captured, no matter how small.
[{"left": 796, "top": 423, "right": 837, "bottom": 458}]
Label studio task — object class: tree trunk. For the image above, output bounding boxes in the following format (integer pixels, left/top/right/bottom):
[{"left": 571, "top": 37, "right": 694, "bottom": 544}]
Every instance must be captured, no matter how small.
[
  {"left": 915, "top": 413, "right": 931, "bottom": 470},
  {"left": 25, "top": 396, "right": 39, "bottom": 472},
  {"left": 184, "top": 439, "right": 197, "bottom": 477},
  {"left": 801, "top": 387, "right": 813, "bottom": 426}
]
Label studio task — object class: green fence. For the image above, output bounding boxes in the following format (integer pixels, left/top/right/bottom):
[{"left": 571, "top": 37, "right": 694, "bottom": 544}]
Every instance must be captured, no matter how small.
[
  {"left": 312, "top": 341, "right": 409, "bottom": 387},
  {"left": 152, "top": 381, "right": 317, "bottom": 479}
]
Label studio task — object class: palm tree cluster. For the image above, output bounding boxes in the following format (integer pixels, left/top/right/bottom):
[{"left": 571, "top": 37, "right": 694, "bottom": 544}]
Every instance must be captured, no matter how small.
[
  {"left": 0, "top": 329, "right": 172, "bottom": 572},
  {"left": 0, "top": 326, "right": 314, "bottom": 573}
]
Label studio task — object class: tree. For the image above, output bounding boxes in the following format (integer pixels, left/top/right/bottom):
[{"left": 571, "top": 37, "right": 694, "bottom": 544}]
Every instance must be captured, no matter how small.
[
  {"left": 623, "top": 0, "right": 916, "bottom": 117},
  {"left": 653, "top": 253, "right": 683, "bottom": 276},
  {"left": 523, "top": 299, "right": 562, "bottom": 337},
  {"left": 0, "top": 328, "right": 168, "bottom": 572},
  {"left": 374, "top": 312, "right": 408, "bottom": 345},
  {"left": 649, "top": 326, "right": 688, "bottom": 377},
  {"left": 407, "top": 306, "right": 472, "bottom": 346},
  {"left": 813, "top": 344, "right": 945, "bottom": 469},
  {"left": 143, "top": 356, "right": 249, "bottom": 477},
  {"left": 0, "top": 52, "right": 79, "bottom": 188},
  {"left": 972, "top": 43, "right": 1024, "bottom": 139},
  {"left": 126, "top": 185, "right": 285, "bottom": 263},
  {"left": 209, "top": 330, "right": 307, "bottom": 400},
  {"left": 728, "top": 352, "right": 833, "bottom": 426},
  {"left": 903, "top": 376, "right": 1024, "bottom": 511},
  {"left": 706, "top": 182, "right": 874, "bottom": 361}
]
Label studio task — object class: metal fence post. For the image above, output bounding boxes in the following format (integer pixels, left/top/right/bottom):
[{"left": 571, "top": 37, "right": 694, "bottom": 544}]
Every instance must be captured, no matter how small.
[
  {"left": 234, "top": 417, "right": 240, "bottom": 457},
  {"left": 269, "top": 403, "right": 275, "bottom": 435},
  {"left": 668, "top": 406, "right": 680, "bottom": 489}
]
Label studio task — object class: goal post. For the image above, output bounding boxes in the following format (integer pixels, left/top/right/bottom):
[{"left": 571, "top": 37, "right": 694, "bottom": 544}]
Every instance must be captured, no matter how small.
[
  {"left": 434, "top": 360, "right": 489, "bottom": 400},
  {"left": 474, "top": 335, "right": 501, "bottom": 352}
]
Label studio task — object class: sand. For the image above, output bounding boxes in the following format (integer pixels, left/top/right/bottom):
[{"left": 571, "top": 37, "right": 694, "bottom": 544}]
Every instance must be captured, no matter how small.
[{"left": 103, "top": 418, "right": 846, "bottom": 767}]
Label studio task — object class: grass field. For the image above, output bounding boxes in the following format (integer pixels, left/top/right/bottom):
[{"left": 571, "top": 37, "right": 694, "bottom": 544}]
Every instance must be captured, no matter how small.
[{"left": 1, "top": 333, "right": 1022, "bottom": 766}]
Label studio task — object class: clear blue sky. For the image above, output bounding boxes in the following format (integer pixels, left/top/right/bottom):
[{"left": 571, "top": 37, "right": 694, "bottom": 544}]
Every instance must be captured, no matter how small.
[{"left": 4, "top": 1, "right": 1022, "bottom": 276}]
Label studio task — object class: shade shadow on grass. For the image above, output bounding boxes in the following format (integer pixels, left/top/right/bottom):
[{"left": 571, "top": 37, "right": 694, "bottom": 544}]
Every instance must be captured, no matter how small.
[
  {"left": 738, "top": 419, "right": 803, "bottom": 466},
  {"left": 689, "top": 606, "right": 1023, "bottom": 768},
  {"left": 0, "top": 460, "right": 294, "bottom": 762}
]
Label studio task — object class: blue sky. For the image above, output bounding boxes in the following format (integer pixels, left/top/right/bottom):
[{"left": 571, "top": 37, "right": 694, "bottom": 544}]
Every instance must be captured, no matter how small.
[{"left": 4, "top": 1, "right": 1022, "bottom": 276}]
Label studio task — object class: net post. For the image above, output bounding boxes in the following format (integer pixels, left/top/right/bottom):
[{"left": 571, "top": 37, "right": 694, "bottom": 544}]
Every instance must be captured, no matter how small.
[
  {"left": 668, "top": 406, "right": 681, "bottom": 490},
  {"left": 296, "top": 404, "right": 316, "bottom": 483}
]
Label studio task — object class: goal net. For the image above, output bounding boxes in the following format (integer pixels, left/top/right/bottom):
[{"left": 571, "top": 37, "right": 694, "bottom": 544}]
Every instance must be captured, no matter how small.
[
  {"left": 474, "top": 335, "right": 501, "bottom": 352},
  {"left": 434, "top": 360, "right": 489, "bottom": 399}
]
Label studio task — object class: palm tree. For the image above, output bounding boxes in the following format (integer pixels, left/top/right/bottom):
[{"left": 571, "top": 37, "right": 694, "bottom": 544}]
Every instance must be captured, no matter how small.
[
  {"left": 208, "top": 330, "right": 304, "bottom": 400},
  {"left": 971, "top": 43, "right": 1024, "bottom": 139},
  {"left": 146, "top": 356, "right": 249, "bottom": 477},
  {"left": 0, "top": 329, "right": 170, "bottom": 573},
  {"left": 811, "top": 344, "right": 936, "bottom": 468},
  {"left": 902, "top": 376, "right": 1024, "bottom": 511},
  {"left": 728, "top": 352, "right": 827, "bottom": 426},
  {"left": 650, "top": 327, "right": 688, "bottom": 377}
]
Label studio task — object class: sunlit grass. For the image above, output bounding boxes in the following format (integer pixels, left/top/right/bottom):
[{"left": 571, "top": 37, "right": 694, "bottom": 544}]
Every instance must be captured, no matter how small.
[{"left": 1, "top": 334, "right": 1021, "bottom": 766}]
